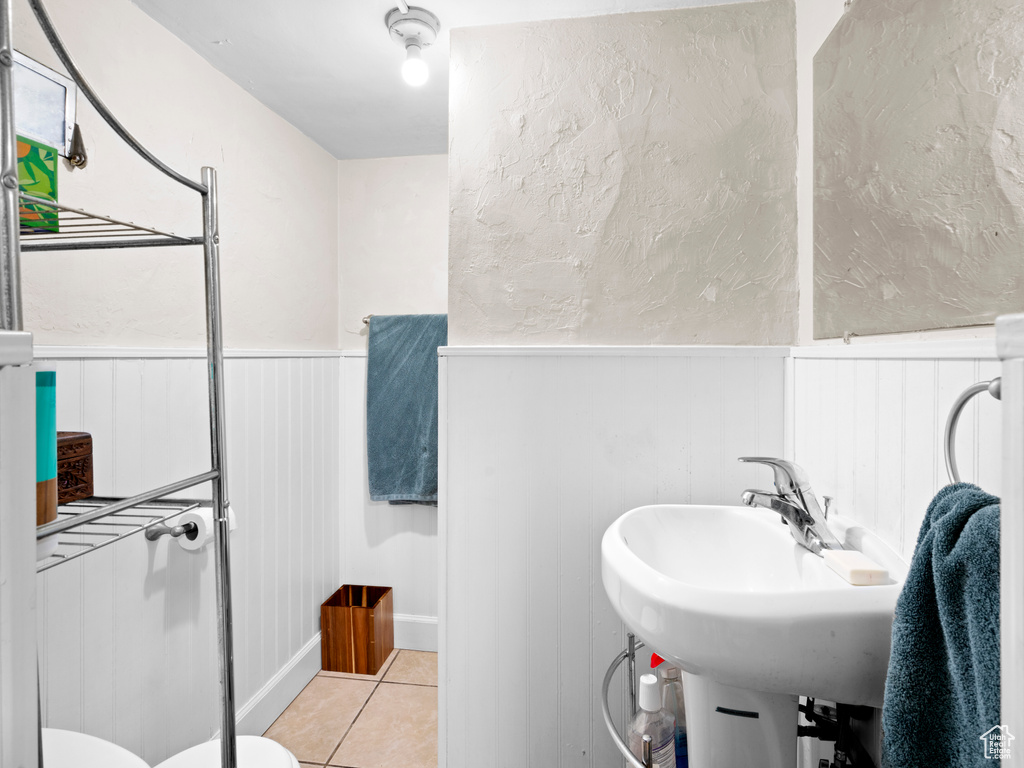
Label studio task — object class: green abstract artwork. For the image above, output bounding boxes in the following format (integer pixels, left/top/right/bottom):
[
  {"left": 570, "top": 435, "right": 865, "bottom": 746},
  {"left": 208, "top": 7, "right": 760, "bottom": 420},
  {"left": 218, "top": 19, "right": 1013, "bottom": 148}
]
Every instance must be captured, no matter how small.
[{"left": 18, "top": 135, "right": 58, "bottom": 233}]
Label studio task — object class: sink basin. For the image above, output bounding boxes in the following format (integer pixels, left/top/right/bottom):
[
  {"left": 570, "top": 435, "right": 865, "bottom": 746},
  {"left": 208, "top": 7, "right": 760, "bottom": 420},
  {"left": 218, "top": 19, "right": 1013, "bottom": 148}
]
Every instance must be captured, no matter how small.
[{"left": 601, "top": 504, "right": 907, "bottom": 708}]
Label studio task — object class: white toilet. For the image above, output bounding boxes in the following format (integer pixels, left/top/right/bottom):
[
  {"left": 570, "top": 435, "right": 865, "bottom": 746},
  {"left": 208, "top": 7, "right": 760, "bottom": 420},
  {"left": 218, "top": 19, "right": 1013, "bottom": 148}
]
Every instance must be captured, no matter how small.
[
  {"left": 42, "top": 729, "right": 150, "bottom": 768},
  {"left": 42, "top": 728, "right": 298, "bottom": 768},
  {"left": 154, "top": 736, "right": 300, "bottom": 768}
]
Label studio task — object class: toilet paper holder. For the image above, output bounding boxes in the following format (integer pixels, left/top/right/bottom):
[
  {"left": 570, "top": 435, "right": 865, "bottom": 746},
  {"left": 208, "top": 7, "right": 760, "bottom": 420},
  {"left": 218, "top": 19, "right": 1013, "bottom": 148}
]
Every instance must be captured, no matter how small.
[
  {"left": 145, "top": 517, "right": 199, "bottom": 542},
  {"left": 145, "top": 502, "right": 237, "bottom": 549}
]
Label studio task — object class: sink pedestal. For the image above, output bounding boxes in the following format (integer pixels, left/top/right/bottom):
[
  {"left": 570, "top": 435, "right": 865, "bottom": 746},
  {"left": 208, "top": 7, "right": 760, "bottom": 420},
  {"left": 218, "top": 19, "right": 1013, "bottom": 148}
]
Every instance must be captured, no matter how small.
[{"left": 682, "top": 674, "right": 798, "bottom": 768}]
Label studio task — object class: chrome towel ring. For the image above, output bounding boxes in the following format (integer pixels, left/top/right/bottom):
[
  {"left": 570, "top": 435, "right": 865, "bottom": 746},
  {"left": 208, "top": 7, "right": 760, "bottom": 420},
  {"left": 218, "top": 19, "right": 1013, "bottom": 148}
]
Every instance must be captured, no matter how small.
[{"left": 944, "top": 378, "right": 1001, "bottom": 483}]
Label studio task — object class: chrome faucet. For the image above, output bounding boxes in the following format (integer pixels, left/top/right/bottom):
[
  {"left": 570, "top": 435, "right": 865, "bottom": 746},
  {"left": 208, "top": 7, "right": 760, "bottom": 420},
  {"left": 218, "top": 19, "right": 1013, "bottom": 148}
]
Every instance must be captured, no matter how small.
[{"left": 738, "top": 457, "right": 844, "bottom": 555}]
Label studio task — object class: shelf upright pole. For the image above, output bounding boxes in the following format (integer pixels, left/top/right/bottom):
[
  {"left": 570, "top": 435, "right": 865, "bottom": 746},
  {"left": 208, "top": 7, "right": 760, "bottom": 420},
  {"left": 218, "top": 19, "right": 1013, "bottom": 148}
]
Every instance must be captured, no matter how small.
[
  {"left": 0, "top": 0, "right": 22, "bottom": 331},
  {"left": 201, "top": 166, "right": 237, "bottom": 768}
]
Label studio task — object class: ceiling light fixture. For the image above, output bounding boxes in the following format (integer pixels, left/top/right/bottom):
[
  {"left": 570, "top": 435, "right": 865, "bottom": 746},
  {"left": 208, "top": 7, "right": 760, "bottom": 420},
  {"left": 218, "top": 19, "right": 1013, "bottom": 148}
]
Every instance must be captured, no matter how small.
[{"left": 386, "top": 6, "right": 440, "bottom": 88}]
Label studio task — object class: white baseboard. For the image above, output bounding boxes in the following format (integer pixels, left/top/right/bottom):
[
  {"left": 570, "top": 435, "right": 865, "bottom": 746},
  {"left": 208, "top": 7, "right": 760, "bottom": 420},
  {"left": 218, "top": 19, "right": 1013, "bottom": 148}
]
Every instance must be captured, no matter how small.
[
  {"left": 395, "top": 614, "right": 438, "bottom": 652},
  {"left": 233, "top": 633, "right": 322, "bottom": 737}
]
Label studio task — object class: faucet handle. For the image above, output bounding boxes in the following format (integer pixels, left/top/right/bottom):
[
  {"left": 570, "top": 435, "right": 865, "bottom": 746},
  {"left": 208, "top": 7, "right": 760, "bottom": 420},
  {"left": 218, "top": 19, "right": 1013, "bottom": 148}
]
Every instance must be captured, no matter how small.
[
  {"left": 823, "top": 496, "right": 835, "bottom": 519},
  {"left": 738, "top": 457, "right": 811, "bottom": 495}
]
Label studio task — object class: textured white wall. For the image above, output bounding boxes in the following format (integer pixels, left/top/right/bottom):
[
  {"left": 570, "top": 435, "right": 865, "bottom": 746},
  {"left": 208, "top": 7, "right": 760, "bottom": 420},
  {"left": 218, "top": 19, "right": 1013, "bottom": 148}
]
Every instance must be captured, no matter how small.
[
  {"left": 439, "top": 347, "right": 787, "bottom": 768},
  {"left": 813, "top": 0, "right": 1024, "bottom": 339},
  {"left": 797, "top": 2, "right": 1004, "bottom": 346},
  {"left": 448, "top": 1, "right": 799, "bottom": 346},
  {"left": 13, "top": 0, "right": 339, "bottom": 349},
  {"left": 337, "top": 155, "right": 448, "bottom": 350},
  {"left": 35, "top": 351, "right": 340, "bottom": 764}
]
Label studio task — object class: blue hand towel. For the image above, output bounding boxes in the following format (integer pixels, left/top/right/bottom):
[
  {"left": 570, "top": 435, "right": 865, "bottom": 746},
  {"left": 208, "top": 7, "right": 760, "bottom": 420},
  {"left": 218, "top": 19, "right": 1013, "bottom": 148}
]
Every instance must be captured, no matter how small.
[
  {"left": 366, "top": 314, "right": 447, "bottom": 505},
  {"left": 882, "top": 482, "right": 1001, "bottom": 768}
]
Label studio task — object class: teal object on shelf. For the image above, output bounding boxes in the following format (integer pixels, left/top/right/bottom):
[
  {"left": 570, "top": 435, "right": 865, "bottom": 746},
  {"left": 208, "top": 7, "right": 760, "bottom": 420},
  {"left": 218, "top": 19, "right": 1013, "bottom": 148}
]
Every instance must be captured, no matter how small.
[
  {"left": 35, "top": 371, "right": 56, "bottom": 484},
  {"left": 36, "top": 370, "right": 57, "bottom": 530}
]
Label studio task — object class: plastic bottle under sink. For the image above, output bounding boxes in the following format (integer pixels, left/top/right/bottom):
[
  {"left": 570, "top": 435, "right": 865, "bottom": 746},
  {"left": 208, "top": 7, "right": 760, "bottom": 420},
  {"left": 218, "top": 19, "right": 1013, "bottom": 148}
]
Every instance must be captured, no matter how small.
[
  {"left": 659, "top": 666, "right": 689, "bottom": 768},
  {"left": 628, "top": 673, "right": 676, "bottom": 767}
]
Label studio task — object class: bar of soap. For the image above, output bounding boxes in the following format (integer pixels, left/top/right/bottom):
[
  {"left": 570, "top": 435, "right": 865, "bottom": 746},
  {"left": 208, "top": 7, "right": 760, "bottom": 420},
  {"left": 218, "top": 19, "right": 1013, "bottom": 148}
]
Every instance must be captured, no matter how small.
[{"left": 822, "top": 549, "right": 890, "bottom": 586}]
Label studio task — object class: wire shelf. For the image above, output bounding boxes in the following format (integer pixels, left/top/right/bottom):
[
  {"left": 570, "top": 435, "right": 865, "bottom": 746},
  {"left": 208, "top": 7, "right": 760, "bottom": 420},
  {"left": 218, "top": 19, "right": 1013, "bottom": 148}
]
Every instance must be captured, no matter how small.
[
  {"left": 37, "top": 497, "right": 210, "bottom": 573},
  {"left": 18, "top": 192, "right": 204, "bottom": 252}
]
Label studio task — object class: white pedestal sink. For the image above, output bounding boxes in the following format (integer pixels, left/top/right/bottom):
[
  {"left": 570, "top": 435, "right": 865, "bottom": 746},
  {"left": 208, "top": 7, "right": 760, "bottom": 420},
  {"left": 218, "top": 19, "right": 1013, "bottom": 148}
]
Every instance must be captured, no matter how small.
[{"left": 601, "top": 504, "right": 907, "bottom": 768}]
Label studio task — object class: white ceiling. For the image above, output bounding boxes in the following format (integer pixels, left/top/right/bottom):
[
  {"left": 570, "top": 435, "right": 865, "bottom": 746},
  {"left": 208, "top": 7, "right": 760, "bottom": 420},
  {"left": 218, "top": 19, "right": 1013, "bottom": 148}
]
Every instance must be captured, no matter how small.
[{"left": 130, "top": 0, "right": 746, "bottom": 160}]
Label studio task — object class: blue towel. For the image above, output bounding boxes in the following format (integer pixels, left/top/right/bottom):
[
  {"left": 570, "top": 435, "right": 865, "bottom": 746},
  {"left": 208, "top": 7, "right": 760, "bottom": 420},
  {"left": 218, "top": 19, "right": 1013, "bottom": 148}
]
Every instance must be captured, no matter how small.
[
  {"left": 882, "top": 482, "right": 1001, "bottom": 768},
  {"left": 366, "top": 314, "right": 447, "bottom": 505}
]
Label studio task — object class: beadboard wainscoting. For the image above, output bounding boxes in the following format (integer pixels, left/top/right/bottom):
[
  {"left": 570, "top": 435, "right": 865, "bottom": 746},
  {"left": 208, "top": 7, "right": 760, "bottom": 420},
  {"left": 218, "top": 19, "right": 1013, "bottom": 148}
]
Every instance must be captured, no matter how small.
[
  {"left": 33, "top": 349, "right": 341, "bottom": 766},
  {"left": 340, "top": 352, "right": 438, "bottom": 651},
  {"left": 439, "top": 347, "right": 788, "bottom": 768},
  {"left": 789, "top": 340, "right": 1001, "bottom": 562},
  {"left": 788, "top": 339, "right": 1001, "bottom": 765}
]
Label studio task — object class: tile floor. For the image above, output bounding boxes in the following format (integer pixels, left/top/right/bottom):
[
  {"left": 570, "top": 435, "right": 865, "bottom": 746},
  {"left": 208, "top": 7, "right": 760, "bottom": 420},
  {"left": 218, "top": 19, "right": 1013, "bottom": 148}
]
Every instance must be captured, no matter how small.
[{"left": 264, "top": 650, "right": 438, "bottom": 768}]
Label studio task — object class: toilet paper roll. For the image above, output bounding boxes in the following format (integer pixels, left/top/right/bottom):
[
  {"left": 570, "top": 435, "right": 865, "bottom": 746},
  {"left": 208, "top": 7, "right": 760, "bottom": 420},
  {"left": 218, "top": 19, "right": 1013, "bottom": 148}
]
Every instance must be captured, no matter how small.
[
  {"left": 176, "top": 508, "right": 213, "bottom": 552},
  {"left": 175, "top": 506, "right": 239, "bottom": 552}
]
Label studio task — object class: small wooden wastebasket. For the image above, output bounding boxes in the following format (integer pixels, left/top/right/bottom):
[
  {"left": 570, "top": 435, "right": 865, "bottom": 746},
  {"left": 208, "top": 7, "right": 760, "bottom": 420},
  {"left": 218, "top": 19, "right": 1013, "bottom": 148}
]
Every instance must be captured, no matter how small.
[{"left": 321, "top": 585, "right": 394, "bottom": 675}]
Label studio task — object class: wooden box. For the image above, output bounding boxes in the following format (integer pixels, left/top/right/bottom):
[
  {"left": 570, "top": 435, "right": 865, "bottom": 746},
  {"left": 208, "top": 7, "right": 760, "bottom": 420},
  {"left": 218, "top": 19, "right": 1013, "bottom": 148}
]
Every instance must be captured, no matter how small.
[
  {"left": 321, "top": 585, "right": 394, "bottom": 675},
  {"left": 56, "top": 431, "right": 93, "bottom": 504}
]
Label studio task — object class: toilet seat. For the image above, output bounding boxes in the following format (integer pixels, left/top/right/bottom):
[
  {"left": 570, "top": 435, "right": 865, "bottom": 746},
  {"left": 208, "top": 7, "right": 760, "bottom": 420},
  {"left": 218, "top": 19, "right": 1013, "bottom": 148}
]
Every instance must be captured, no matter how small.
[
  {"left": 42, "top": 728, "right": 295, "bottom": 768},
  {"left": 154, "top": 736, "right": 299, "bottom": 768},
  {"left": 42, "top": 728, "right": 150, "bottom": 768}
]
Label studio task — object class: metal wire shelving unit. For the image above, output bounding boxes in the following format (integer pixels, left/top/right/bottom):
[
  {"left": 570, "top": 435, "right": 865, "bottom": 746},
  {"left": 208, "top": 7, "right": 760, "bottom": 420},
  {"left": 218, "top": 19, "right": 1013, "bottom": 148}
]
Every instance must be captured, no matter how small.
[
  {"left": 36, "top": 492, "right": 213, "bottom": 574},
  {"left": 0, "top": 0, "right": 240, "bottom": 766},
  {"left": 19, "top": 192, "right": 204, "bottom": 251}
]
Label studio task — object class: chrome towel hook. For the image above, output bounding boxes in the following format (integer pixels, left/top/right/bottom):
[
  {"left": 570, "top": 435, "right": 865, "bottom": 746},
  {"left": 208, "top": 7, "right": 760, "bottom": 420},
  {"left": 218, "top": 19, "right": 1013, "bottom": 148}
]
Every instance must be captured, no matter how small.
[{"left": 944, "top": 378, "right": 1001, "bottom": 484}]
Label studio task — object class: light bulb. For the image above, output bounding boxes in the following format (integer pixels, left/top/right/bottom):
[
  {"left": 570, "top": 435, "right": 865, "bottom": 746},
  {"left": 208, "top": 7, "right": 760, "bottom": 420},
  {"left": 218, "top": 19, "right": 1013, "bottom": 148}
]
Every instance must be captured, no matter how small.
[{"left": 402, "top": 43, "right": 428, "bottom": 86}]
